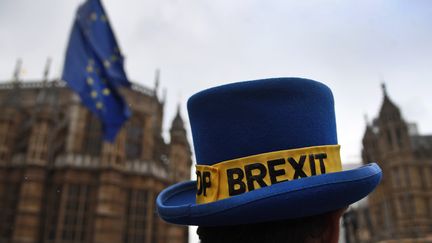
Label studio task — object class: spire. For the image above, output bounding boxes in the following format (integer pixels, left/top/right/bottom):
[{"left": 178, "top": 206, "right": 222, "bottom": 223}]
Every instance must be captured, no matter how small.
[
  {"left": 154, "top": 68, "right": 160, "bottom": 90},
  {"left": 162, "top": 88, "right": 167, "bottom": 104},
  {"left": 381, "top": 82, "right": 387, "bottom": 97},
  {"left": 1, "top": 59, "right": 23, "bottom": 108},
  {"left": 172, "top": 104, "right": 185, "bottom": 130},
  {"left": 378, "top": 83, "right": 401, "bottom": 122},
  {"left": 12, "top": 58, "right": 22, "bottom": 84},
  {"left": 176, "top": 103, "right": 181, "bottom": 116},
  {"left": 154, "top": 68, "right": 160, "bottom": 97},
  {"left": 36, "top": 58, "right": 58, "bottom": 107},
  {"left": 43, "top": 57, "right": 52, "bottom": 82},
  {"left": 170, "top": 104, "right": 187, "bottom": 145},
  {"left": 177, "top": 91, "right": 183, "bottom": 107},
  {"left": 364, "top": 113, "right": 369, "bottom": 126}
]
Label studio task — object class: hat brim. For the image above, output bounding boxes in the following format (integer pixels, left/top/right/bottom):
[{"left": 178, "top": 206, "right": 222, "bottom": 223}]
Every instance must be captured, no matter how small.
[{"left": 157, "top": 163, "right": 381, "bottom": 226}]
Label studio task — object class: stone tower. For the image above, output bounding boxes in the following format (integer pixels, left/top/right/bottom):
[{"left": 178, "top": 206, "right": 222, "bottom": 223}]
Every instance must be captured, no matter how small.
[
  {"left": 345, "top": 84, "right": 432, "bottom": 242},
  {"left": 169, "top": 105, "right": 192, "bottom": 183}
]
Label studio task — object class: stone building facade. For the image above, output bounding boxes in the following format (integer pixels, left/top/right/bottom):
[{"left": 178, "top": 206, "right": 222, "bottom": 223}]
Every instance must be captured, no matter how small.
[
  {"left": 343, "top": 85, "right": 432, "bottom": 243},
  {"left": 0, "top": 78, "right": 192, "bottom": 243}
]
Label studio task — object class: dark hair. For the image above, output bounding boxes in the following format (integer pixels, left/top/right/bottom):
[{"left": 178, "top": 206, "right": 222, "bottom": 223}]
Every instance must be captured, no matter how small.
[{"left": 197, "top": 212, "right": 333, "bottom": 243}]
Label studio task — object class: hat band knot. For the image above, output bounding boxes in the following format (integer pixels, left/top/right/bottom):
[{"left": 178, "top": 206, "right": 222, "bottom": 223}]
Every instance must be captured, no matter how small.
[{"left": 196, "top": 145, "right": 342, "bottom": 204}]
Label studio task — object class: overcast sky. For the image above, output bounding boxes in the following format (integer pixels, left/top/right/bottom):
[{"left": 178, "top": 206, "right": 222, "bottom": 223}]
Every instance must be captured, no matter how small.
[{"left": 1, "top": 0, "right": 432, "bottom": 162}]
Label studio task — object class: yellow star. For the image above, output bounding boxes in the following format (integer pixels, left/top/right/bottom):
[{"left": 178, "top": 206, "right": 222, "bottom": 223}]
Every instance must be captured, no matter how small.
[
  {"left": 96, "top": 102, "right": 103, "bottom": 109},
  {"left": 91, "top": 91, "right": 98, "bottom": 98},
  {"left": 103, "top": 60, "right": 111, "bottom": 68},
  {"left": 87, "top": 77, "right": 94, "bottom": 85},
  {"left": 101, "top": 15, "right": 108, "bottom": 22},
  {"left": 86, "top": 65, "right": 94, "bottom": 73},
  {"left": 110, "top": 55, "right": 118, "bottom": 62},
  {"left": 90, "top": 12, "right": 97, "bottom": 21},
  {"left": 102, "top": 88, "right": 110, "bottom": 96}
]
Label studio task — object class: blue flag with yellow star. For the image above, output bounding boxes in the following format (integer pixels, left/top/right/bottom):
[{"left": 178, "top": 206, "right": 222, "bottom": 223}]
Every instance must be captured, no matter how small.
[{"left": 62, "top": 0, "right": 131, "bottom": 142}]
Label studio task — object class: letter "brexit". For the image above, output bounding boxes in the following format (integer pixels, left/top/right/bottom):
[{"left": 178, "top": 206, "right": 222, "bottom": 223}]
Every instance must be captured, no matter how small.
[{"left": 226, "top": 153, "right": 327, "bottom": 196}]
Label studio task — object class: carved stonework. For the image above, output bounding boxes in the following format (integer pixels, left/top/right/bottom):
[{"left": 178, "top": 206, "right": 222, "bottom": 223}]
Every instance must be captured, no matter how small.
[{"left": 0, "top": 80, "right": 191, "bottom": 243}]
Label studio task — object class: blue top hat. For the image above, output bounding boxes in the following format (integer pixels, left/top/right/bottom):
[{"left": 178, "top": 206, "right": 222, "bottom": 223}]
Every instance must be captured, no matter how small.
[{"left": 157, "top": 77, "right": 381, "bottom": 226}]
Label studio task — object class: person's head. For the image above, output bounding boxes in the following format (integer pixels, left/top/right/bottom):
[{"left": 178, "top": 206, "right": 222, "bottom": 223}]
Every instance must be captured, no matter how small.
[
  {"left": 157, "top": 78, "right": 382, "bottom": 242},
  {"left": 197, "top": 208, "right": 346, "bottom": 243}
]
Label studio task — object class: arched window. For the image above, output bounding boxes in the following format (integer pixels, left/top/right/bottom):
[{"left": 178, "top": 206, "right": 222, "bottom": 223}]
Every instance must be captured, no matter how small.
[
  {"left": 125, "top": 118, "right": 143, "bottom": 160},
  {"left": 396, "top": 128, "right": 403, "bottom": 148},
  {"left": 0, "top": 119, "right": 14, "bottom": 163},
  {"left": 386, "top": 130, "right": 393, "bottom": 150},
  {"left": 124, "top": 189, "right": 149, "bottom": 243},
  {"left": 61, "top": 184, "right": 93, "bottom": 242},
  {"left": 0, "top": 179, "right": 20, "bottom": 240},
  {"left": 392, "top": 167, "right": 400, "bottom": 189},
  {"left": 43, "top": 183, "right": 62, "bottom": 242},
  {"left": 13, "top": 113, "right": 31, "bottom": 155}
]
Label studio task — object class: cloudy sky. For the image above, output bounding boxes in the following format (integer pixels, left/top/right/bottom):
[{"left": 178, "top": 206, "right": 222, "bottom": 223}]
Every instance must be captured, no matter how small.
[{"left": 1, "top": 0, "right": 432, "bottom": 163}]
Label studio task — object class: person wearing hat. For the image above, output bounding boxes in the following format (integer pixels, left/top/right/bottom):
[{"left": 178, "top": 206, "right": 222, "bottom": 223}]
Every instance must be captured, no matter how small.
[{"left": 157, "top": 78, "right": 382, "bottom": 242}]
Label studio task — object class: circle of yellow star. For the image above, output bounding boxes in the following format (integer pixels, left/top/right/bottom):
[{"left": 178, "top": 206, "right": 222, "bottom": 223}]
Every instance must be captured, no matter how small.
[
  {"left": 90, "top": 12, "right": 97, "bottom": 21},
  {"left": 103, "top": 60, "right": 111, "bottom": 68},
  {"left": 96, "top": 102, "right": 103, "bottom": 109},
  {"left": 86, "top": 65, "right": 94, "bottom": 73},
  {"left": 87, "top": 77, "right": 94, "bottom": 85},
  {"left": 102, "top": 88, "right": 110, "bottom": 96},
  {"left": 91, "top": 91, "right": 98, "bottom": 98}
]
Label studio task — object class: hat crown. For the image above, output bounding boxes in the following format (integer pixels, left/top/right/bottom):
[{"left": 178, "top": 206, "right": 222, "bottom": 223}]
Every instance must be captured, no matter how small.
[{"left": 187, "top": 77, "right": 338, "bottom": 166}]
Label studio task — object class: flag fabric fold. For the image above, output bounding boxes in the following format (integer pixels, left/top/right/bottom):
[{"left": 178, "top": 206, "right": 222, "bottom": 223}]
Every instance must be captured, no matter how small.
[{"left": 62, "top": 0, "right": 131, "bottom": 142}]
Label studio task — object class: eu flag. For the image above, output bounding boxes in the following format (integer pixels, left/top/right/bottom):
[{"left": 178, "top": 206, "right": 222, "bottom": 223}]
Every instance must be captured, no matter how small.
[{"left": 62, "top": 0, "right": 131, "bottom": 141}]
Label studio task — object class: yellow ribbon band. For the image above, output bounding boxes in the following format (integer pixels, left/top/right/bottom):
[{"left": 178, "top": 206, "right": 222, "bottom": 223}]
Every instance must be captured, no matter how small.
[{"left": 196, "top": 145, "right": 342, "bottom": 204}]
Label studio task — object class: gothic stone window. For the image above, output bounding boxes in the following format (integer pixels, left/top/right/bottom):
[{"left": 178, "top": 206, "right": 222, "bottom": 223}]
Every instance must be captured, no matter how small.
[
  {"left": 408, "top": 166, "right": 421, "bottom": 188},
  {"left": 151, "top": 208, "right": 160, "bottom": 243},
  {"left": 401, "top": 166, "right": 409, "bottom": 188},
  {"left": 386, "top": 130, "right": 393, "bottom": 150},
  {"left": 396, "top": 195, "right": 404, "bottom": 219},
  {"left": 0, "top": 179, "right": 20, "bottom": 241},
  {"left": 396, "top": 128, "right": 403, "bottom": 148},
  {"left": 83, "top": 112, "right": 102, "bottom": 156},
  {"left": 61, "top": 184, "right": 93, "bottom": 243},
  {"left": 43, "top": 184, "right": 63, "bottom": 243},
  {"left": 125, "top": 118, "right": 143, "bottom": 160},
  {"left": 124, "top": 189, "right": 149, "bottom": 243},
  {"left": 28, "top": 121, "right": 50, "bottom": 161},
  {"left": 0, "top": 119, "right": 13, "bottom": 163},
  {"left": 13, "top": 115, "right": 31, "bottom": 155},
  {"left": 392, "top": 167, "right": 400, "bottom": 189}
]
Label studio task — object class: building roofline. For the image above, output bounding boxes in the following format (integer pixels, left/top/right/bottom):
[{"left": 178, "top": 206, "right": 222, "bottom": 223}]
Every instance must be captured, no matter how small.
[{"left": 0, "top": 79, "right": 155, "bottom": 97}]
